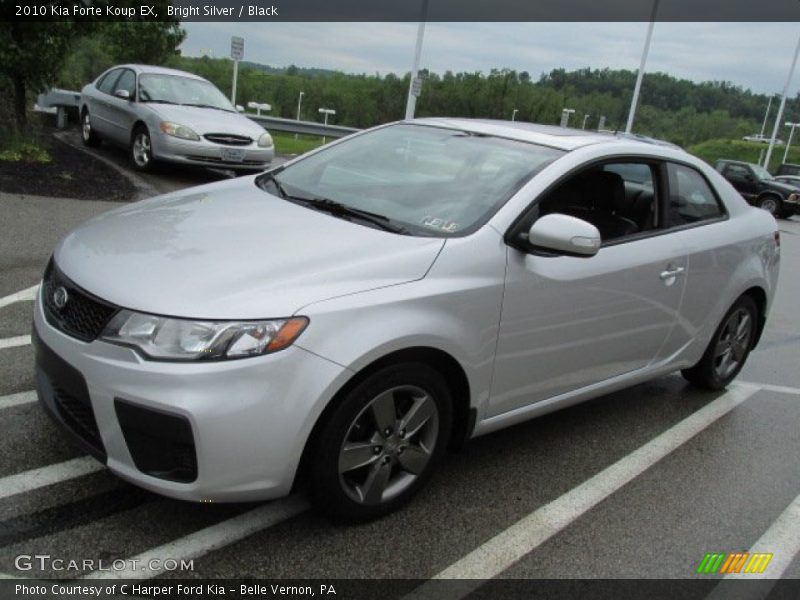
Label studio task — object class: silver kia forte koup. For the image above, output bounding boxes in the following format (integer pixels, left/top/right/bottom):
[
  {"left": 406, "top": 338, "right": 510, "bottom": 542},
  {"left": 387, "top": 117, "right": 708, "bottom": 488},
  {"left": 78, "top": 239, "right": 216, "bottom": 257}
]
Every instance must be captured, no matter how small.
[{"left": 34, "top": 120, "right": 780, "bottom": 519}]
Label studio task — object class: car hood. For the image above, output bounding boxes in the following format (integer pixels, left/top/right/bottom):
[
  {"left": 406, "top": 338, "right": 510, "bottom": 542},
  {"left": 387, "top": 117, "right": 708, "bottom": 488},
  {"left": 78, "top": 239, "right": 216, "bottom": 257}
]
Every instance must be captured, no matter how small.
[
  {"left": 54, "top": 179, "right": 445, "bottom": 319},
  {"left": 764, "top": 180, "right": 798, "bottom": 194},
  {"left": 145, "top": 104, "right": 265, "bottom": 138}
]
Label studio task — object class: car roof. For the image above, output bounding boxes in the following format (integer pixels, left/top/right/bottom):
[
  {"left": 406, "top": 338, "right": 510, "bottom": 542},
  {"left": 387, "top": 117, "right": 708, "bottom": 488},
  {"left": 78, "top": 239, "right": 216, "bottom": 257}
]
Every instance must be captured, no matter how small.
[
  {"left": 115, "top": 64, "right": 207, "bottom": 81},
  {"left": 409, "top": 117, "right": 681, "bottom": 152}
]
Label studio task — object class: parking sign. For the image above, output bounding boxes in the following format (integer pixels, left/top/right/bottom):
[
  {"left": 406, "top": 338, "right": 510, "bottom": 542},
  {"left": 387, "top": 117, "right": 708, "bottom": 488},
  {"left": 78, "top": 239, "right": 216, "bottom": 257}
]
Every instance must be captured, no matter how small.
[{"left": 231, "top": 36, "right": 245, "bottom": 61}]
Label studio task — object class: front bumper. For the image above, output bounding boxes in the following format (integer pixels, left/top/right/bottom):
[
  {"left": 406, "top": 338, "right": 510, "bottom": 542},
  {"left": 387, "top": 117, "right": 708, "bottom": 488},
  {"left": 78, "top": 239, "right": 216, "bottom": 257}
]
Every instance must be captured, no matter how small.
[
  {"left": 153, "top": 133, "right": 274, "bottom": 171},
  {"left": 33, "top": 291, "right": 349, "bottom": 502},
  {"left": 784, "top": 194, "right": 800, "bottom": 215}
]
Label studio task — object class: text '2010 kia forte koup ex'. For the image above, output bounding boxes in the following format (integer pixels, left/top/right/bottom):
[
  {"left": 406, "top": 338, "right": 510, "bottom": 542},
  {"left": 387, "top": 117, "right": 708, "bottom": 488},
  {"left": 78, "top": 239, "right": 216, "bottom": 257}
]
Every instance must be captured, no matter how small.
[{"left": 34, "top": 120, "right": 780, "bottom": 520}]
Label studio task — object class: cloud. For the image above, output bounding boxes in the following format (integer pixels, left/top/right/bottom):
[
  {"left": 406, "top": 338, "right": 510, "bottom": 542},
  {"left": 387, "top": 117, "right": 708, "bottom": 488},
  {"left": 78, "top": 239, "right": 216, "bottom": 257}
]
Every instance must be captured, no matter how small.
[{"left": 180, "top": 22, "right": 800, "bottom": 94}]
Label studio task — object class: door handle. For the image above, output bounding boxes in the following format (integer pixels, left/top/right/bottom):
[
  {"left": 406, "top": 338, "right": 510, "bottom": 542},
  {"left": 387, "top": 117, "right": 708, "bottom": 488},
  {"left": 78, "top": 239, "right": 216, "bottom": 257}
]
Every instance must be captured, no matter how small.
[{"left": 659, "top": 266, "right": 685, "bottom": 280}]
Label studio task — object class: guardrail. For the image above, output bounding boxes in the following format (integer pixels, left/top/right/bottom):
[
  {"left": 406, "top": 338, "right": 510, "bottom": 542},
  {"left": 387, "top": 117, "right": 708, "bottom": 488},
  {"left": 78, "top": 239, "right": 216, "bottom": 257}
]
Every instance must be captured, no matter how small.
[
  {"left": 36, "top": 89, "right": 361, "bottom": 139},
  {"left": 246, "top": 114, "right": 360, "bottom": 139}
]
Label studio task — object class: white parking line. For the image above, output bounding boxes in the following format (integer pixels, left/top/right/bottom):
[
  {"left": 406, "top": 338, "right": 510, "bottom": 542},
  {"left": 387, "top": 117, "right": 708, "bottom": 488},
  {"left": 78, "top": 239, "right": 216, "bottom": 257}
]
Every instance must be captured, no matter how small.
[
  {"left": 0, "top": 391, "right": 37, "bottom": 410},
  {"left": 405, "top": 383, "right": 759, "bottom": 599},
  {"left": 739, "top": 381, "right": 800, "bottom": 396},
  {"left": 82, "top": 495, "right": 310, "bottom": 579},
  {"left": 705, "top": 492, "right": 800, "bottom": 599},
  {"left": 725, "top": 492, "right": 800, "bottom": 580},
  {"left": 0, "top": 334, "right": 31, "bottom": 350},
  {"left": 0, "top": 284, "right": 39, "bottom": 310},
  {"left": 0, "top": 457, "right": 104, "bottom": 501}
]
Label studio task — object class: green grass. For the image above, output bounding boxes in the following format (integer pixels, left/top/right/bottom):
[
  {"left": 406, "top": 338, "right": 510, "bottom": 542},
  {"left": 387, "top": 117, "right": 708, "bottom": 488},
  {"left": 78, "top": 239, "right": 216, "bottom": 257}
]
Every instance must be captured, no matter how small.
[
  {"left": 271, "top": 132, "right": 326, "bottom": 156},
  {"left": 687, "top": 138, "right": 800, "bottom": 172}
]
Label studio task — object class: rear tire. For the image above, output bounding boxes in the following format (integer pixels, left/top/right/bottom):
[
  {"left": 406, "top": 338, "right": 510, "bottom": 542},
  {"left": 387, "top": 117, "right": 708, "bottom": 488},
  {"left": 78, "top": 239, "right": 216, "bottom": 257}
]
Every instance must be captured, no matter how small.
[
  {"left": 681, "top": 295, "right": 758, "bottom": 390},
  {"left": 308, "top": 363, "right": 452, "bottom": 521},
  {"left": 81, "top": 110, "right": 101, "bottom": 147}
]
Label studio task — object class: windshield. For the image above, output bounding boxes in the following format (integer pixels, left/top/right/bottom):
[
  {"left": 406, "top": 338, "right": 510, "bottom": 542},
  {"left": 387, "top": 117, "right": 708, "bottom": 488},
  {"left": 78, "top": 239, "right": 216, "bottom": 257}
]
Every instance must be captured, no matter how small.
[
  {"left": 751, "top": 164, "right": 774, "bottom": 180},
  {"left": 260, "top": 124, "right": 564, "bottom": 236},
  {"left": 138, "top": 74, "right": 235, "bottom": 111}
]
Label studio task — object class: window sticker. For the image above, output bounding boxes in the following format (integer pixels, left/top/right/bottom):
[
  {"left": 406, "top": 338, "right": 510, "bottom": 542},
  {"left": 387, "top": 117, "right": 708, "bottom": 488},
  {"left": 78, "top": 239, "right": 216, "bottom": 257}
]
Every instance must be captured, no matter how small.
[{"left": 421, "top": 216, "right": 460, "bottom": 232}]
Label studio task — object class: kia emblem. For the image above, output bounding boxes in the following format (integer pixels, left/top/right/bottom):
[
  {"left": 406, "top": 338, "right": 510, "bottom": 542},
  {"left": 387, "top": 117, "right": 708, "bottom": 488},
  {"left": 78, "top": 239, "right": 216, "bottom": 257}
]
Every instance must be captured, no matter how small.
[{"left": 53, "top": 286, "right": 68, "bottom": 309}]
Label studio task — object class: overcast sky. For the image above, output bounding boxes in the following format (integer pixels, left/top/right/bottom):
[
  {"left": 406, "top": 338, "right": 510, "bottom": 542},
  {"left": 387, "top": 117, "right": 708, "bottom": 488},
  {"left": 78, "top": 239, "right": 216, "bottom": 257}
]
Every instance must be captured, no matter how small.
[{"left": 180, "top": 22, "right": 800, "bottom": 96}]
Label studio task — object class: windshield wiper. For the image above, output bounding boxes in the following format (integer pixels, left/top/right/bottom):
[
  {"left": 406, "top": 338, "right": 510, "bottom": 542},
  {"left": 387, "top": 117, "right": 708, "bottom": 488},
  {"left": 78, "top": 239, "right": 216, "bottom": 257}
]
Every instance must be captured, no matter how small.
[
  {"left": 297, "top": 196, "right": 409, "bottom": 234},
  {"left": 141, "top": 99, "right": 179, "bottom": 105},
  {"left": 256, "top": 169, "right": 289, "bottom": 198},
  {"left": 181, "top": 103, "right": 233, "bottom": 112},
  {"left": 256, "top": 172, "right": 408, "bottom": 234}
]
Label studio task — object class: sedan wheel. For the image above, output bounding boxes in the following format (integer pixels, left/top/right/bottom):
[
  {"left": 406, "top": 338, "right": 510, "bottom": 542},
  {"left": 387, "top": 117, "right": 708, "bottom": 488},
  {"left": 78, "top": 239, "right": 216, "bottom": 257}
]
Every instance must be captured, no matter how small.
[
  {"left": 309, "top": 363, "right": 452, "bottom": 521},
  {"left": 682, "top": 295, "right": 757, "bottom": 390},
  {"left": 131, "top": 128, "right": 154, "bottom": 171},
  {"left": 81, "top": 111, "right": 101, "bottom": 147}
]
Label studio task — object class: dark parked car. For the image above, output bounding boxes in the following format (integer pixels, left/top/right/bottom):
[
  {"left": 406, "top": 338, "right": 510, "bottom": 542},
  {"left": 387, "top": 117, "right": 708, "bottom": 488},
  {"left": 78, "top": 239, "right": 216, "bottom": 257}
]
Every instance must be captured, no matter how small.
[
  {"left": 714, "top": 159, "right": 799, "bottom": 218},
  {"left": 775, "top": 163, "right": 800, "bottom": 177}
]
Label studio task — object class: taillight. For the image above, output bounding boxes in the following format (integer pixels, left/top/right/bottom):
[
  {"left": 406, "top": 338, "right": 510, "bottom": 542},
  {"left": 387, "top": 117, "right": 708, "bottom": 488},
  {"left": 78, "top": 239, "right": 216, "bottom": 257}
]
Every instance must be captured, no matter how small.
[{"left": 774, "top": 230, "right": 780, "bottom": 247}]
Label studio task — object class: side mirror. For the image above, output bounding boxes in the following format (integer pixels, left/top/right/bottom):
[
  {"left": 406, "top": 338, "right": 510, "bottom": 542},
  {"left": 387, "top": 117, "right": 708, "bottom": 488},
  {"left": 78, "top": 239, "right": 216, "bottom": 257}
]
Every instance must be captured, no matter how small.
[
  {"left": 526, "top": 213, "right": 601, "bottom": 257},
  {"left": 114, "top": 89, "right": 131, "bottom": 100}
]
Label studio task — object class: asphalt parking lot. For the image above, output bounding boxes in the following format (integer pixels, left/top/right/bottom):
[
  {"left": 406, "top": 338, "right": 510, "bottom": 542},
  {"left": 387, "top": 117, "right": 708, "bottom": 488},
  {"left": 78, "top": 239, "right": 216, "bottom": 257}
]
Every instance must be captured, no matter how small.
[{"left": 0, "top": 172, "right": 799, "bottom": 592}]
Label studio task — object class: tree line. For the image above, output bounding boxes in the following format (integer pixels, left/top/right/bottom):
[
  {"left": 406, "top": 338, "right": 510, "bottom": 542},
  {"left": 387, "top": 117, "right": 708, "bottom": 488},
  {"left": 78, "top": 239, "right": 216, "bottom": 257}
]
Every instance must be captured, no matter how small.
[{"left": 3, "top": 16, "right": 798, "bottom": 149}]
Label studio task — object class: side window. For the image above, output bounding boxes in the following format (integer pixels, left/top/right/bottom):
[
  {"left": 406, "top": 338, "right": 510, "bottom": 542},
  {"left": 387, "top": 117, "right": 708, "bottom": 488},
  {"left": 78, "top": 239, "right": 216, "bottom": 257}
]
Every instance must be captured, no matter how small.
[
  {"left": 534, "top": 161, "right": 658, "bottom": 243},
  {"left": 723, "top": 164, "right": 750, "bottom": 180},
  {"left": 97, "top": 69, "right": 121, "bottom": 95},
  {"left": 113, "top": 70, "right": 136, "bottom": 98},
  {"left": 666, "top": 163, "right": 724, "bottom": 227}
]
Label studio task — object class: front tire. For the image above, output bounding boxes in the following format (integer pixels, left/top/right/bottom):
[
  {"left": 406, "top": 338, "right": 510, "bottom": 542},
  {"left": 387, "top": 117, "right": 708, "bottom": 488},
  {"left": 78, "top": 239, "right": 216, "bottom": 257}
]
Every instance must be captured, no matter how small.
[
  {"left": 757, "top": 195, "right": 782, "bottom": 217},
  {"left": 81, "top": 110, "right": 101, "bottom": 147},
  {"left": 308, "top": 363, "right": 453, "bottom": 521},
  {"left": 681, "top": 295, "right": 758, "bottom": 390},
  {"left": 130, "top": 126, "right": 155, "bottom": 172}
]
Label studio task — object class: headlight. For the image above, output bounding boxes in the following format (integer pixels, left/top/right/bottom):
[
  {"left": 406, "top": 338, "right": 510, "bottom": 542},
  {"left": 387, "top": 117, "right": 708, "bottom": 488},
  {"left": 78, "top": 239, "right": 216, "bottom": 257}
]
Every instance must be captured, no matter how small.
[
  {"left": 257, "top": 132, "right": 273, "bottom": 147},
  {"left": 100, "top": 310, "right": 308, "bottom": 361},
  {"left": 159, "top": 121, "right": 200, "bottom": 141}
]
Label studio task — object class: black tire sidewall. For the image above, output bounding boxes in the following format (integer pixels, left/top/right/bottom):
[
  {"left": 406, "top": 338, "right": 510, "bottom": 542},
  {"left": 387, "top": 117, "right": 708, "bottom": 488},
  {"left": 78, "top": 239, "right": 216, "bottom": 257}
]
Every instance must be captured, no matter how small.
[
  {"left": 309, "top": 362, "right": 453, "bottom": 521},
  {"left": 692, "top": 295, "right": 758, "bottom": 389}
]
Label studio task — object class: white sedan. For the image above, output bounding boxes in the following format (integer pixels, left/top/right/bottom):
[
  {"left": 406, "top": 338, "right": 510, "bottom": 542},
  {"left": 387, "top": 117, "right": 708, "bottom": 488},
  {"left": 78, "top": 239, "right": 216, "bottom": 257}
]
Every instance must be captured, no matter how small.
[{"left": 35, "top": 119, "right": 779, "bottom": 520}]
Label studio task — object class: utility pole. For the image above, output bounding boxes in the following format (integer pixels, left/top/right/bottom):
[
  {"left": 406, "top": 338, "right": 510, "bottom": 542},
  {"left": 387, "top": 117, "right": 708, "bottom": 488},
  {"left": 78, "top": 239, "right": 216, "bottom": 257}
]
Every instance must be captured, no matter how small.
[
  {"left": 405, "top": 0, "right": 429, "bottom": 120},
  {"left": 764, "top": 34, "right": 800, "bottom": 170}
]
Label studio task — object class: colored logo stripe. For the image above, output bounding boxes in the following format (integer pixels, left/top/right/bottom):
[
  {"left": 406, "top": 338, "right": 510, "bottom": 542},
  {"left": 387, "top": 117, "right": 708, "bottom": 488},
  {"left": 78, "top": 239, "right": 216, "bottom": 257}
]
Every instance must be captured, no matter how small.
[{"left": 697, "top": 552, "right": 773, "bottom": 574}]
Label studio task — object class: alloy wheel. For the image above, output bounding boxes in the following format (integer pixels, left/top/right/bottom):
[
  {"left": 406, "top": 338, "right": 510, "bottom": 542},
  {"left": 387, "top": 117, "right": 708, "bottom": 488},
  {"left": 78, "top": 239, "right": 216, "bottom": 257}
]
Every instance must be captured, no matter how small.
[
  {"left": 132, "top": 132, "right": 151, "bottom": 167},
  {"left": 759, "top": 197, "right": 778, "bottom": 215},
  {"left": 82, "top": 113, "right": 92, "bottom": 141},
  {"left": 337, "top": 384, "right": 439, "bottom": 505},
  {"left": 712, "top": 307, "right": 753, "bottom": 380}
]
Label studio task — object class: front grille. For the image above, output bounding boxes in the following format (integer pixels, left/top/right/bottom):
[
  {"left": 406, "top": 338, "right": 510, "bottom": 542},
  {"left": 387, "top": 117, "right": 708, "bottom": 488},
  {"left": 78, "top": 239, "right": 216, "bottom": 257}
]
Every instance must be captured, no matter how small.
[
  {"left": 42, "top": 260, "right": 118, "bottom": 342},
  {"left": 204, "top": 133, "right": 252, "bottom": 146},
  {"left": 53, "top": 386, "right": 105, "bottom": 457}
]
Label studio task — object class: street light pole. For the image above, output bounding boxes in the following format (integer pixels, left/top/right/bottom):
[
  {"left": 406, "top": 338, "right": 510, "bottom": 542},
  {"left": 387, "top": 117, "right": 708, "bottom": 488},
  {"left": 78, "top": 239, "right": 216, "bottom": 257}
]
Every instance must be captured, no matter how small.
[
  {"left": 783, "top": 121, "right": 799, "bottom": 163},
  {"left": 760, "top": 95, "right": 775, "bottom": 139},
  {"left": 295, "top": 91, "right": 305, "bottom": 140},
  {"left": 319, "top": 107, "right": 335, "bottom": 144},
  {"left": 405, "top": 0, "right": 429, "bottom": 120},
  {"left": 511, "top": 109, "right": 519, "bottom": 121},
  {"left": 764, "top": 34, "right": 800, "bottom": 170},
  {"left": 296, "top": 91, "right": 304, "bottom": 121},
  {"left": 582, "top": 113, "right": 591, "bottom": 129},
  {"left": 560, "top": 108, "right": 575, "bottom": 127},
  {"left": 625, "top": 0, "right": 659, "bottom": 133}
]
